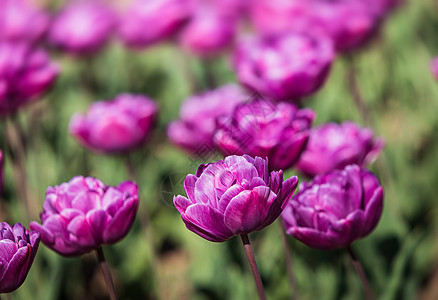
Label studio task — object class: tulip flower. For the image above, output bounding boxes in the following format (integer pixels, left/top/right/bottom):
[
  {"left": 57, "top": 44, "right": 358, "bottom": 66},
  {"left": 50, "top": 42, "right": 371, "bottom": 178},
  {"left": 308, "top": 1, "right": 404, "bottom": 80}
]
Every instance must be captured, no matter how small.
[
  {"left": 30, "top": 176, "right": 139, "bottom": 256},
  {"left": 296, "top": 122, "right": 384, "bottom": 177},
  {"left": 282, "top": 164, "right": 383, "bottom": 250},
  {"left": 179, "top": 6, "right": 237, "bottom": 56},
  {"left": 0, "top": 0, "right": 49, "bottom": 44},
  {"left": 167, "top": 84, "right": 247, "bottom": 156},
  {"left": 233, "top": 33, "right": 334, "bottom": 101},
  {"left": 118, "top": 0, "right": 193, "bottom": 48},
  {"left": 49, "top": 1, "right": 117, "bottom": 55},
  {"left": 215, "top": 98, "right": 314, "bottom": 171},
  {"left": 174, "top": 155, "right": 298, "bottom": 298},
  {"left": 0, "top": 43, "right": 59, "bottom": 116},
  {"left": 0, "top": 222, "right": 40, "bottom": 294},
  {"left": 69, "top": 94, "right": 158, "bottom": 154},
  {"left": 174, "top": 155, "right": 298, "bottom": 242},
  {"left": 249, "top": 0, "right": 382, "bottom": 53}
]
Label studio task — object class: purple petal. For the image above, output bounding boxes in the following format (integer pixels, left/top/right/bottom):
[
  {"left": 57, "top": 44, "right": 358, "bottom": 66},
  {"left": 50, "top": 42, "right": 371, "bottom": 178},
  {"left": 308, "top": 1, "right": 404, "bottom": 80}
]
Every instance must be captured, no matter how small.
[
  {"left": 361, "top": 187, "right": 384, "bottom": 237},
  {"left": 86, "top": 209, "right": 111, "bottom": 244},
  {"left": 67, "top": 215, "right": 96, "bottom": 248},
  {"left": 183, "top": 174, "right": 197, "bottom": 201},
  {"left": 173, "top": 195, "right": 192, "bottom": 214},
  {"left": 218, "top": 185, "right": 244, "bottom": 213},
  {"left": 182, "top": 203, "right": 232, "bottom": 242},
  {"left": 224, "top": 186, "right": 276, "bottom": 234},
  {"left": 286, "top": 226, "right": 338, "bottom": 250},
  {"left": 103, "top": 197, "right": 138, "bottom": 244},
  {"left": 0, "top": 245, "right": 32, "bottom": 293},
  {"left": 71, "top": 190, "right": 102, "bottom": 212}
]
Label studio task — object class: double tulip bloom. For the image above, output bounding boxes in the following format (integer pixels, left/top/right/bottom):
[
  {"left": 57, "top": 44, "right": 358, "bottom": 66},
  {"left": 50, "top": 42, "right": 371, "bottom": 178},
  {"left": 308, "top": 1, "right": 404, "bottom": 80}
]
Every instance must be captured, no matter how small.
[
  {"left": 215, "top": 99, "right": 314, "bottom": 171},
  {"left": 0, "top": 222, "right": 40, "bottom": 294},
  {"left": 174, "top": 155, "right": 298, "bottom": 242},
  {"left": 30, "top": 176, "right": 138, "bottom": 256},
  {"left": 282, "top": 165, "right": 383, "bottom": 250},
  {"left": 119, "top": 0, "right": 193, "bottom": 48},
  {"left": 296, "top": 122, "right": 384, "bottom": 177},
  {"left": 0, "top": 0, "right": 49, "bottom": 44},
  {"left": 250, "top": 0, "right": 393, "bottom": 53},
  {"left": 233, "top": 33, "right": 334, "bottom": 101},
  {"left": 69, "top": 94, "right": 158, "bottom": 154},
  {"left": 0, "top": 43, "right": 59, "bottom": 116},
  {"left": 49, "top": 1, "right": 118, "bottom": 55},
  {"left": 167, "top": 84, "right": 247, "bottom": 155},
  {"left": 179, "top": 5, "right": 237, "bottom": 56}
]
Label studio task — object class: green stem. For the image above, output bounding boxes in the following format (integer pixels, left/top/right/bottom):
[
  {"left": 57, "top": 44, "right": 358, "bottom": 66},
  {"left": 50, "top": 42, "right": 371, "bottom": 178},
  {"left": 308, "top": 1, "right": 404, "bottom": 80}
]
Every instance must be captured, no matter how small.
[
  {"left": 278, "top": 221, "right": 298, "bottom": 300},
  {"left": 240, "top": 234, "right": 266, "bottom": 300},
  {"left": 95, "top": 247, "right": 118, "bottom": 300},
  {"left": 347, "top": 246, "right": 374, "bottom": 300}
]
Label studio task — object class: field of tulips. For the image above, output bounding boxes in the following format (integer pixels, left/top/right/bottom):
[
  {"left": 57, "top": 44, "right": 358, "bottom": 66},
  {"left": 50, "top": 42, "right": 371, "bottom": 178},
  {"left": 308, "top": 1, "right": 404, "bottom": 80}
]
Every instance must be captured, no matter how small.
[{"left": 1, "top": 0, "right": 438, "bottom": 299}]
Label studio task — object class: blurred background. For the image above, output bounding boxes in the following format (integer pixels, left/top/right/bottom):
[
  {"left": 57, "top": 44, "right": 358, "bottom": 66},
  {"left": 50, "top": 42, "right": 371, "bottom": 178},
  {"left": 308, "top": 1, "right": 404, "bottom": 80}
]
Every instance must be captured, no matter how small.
[{"left": 1, "top": 0, "right": 438, "bottom": 299}]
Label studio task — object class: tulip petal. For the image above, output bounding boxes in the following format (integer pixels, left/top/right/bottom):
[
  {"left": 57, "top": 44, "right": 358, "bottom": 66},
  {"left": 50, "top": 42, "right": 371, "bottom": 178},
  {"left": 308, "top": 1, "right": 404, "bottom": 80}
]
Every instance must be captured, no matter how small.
[
  {"left": 67, "top": 215, "right": 96, "bottom": 248},
  {"left": 0, "top": 245, "right": 32, "bottom": 293},
  {"left": 362, "top": 187, "right": 384, "bottom": 236},
  {"left": 103, "top": 197, "right": 138, "bottom": 244},
  {"left": 72, "top": 190, "right": 102, "bottom": 212},
  {"left": 173, "top": 195, "right": 192, "bottom": 214},
  {"left": 183, "top": 174, "right": 197, "bottom": 201},
  {"left": 287, "top": 226, "right": 338, "bottom": 250},
  {"left": 218, "top": 185, "right": 244, "bottom": 213},
  {"left": 87, "top": 209, "right": 111, "bottom": 244},
  {"left": 182, "top": 203, "right": 232, "bottom": 242},
  {"left": 224, "top": 186, "right": 276, "bottom": 234}
]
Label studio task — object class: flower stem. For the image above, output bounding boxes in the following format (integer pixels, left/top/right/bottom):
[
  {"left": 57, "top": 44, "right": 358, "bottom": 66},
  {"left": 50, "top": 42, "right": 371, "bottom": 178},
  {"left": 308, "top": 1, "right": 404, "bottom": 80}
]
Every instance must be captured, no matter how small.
[
  {"left": 347, "top": 246, "right": 374, "bottom": 300},
  {"left": 346, "top": 56, "right": 373, "bottom": 126},
  {"left": 2, "top": 118, "right": 36, "bottom": 221},
  {"left": 278, "top": 221, "right": 298, "bottom": 300},
  {"left": 95, "top": 247, "right": 118, "bottom": 300},
  {"left": 240, "top": 234, "right": 266, "bottom": 300}
]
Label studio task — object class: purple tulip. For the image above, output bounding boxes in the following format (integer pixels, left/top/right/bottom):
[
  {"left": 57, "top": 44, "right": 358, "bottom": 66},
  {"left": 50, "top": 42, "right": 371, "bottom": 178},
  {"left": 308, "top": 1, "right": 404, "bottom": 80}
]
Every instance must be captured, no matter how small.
[
  {"left": 296, "top": 122, "right": 384, "bottom": 177},
  {"left": 214, "top": 99, "right": 315, "bottom": 171},
  {"left": 167, "top": 84, "right": 247, "bottom": 155},
  {"left": 118, "top": 0, "right": 193, "bottom": 48},
  {"left": 30, "top": 176, "right": 138, "bottom": 256},
  {"left": 49, "top": 1, "right": 117, "bottom": 55},
  {"left": 0, "top": 43, "right": 59, "bottom": 116},
  {"left": 233, "top": 33, "right": 334, "bottom": 101},
  {"left": 0, "top": 0, "right": 50, "bottom": 44},
  {"left": 282, "top": 165, "right": 383, "bottom": 250},
  {"left": 174, "top": 155, "right": 298, "bottom": 242},
  {"left": 69, "top": 94, "right": 158, "bottom": 154},
  {"left": 430, "top": 57, "right": 438, "bottom": 81},
  {"left": 0, "top": 222, "right": 40, "bottom": 294},
  {"left": 249, "top": 0, "right": 381, "bottom": 53},
  {"left": 179, "top": 6, "right": 237, "bottom": 56}
]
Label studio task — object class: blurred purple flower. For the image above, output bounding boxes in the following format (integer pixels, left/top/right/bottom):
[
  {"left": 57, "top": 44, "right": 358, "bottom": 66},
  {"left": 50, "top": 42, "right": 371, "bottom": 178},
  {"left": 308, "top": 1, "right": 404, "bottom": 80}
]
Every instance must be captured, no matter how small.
[
  {"left": 215, "top": 99, "right": 314, "bottom": 171},
  {"left": 430, "top": 57, "right": 438, "bottom": 81},
  {"left": 167, "top": 84, "right": 247, "bottom": 155},
  {"left": 118, "top": 0, "right": 193, "bottom": 48},
  {"left": 69, "top": 94, "right": 158, "bottom": 154},
  {"left": 249, "top": 0, "right": 383, "bottom": 52},
  {"left": 30, "top": 176, "right": 138, "bottom": 256},
  {"left": 233, "top": 33, "right": 334, "bottom": 101},
  {"left": 0, "top": 150, "right": 3, "bottom": 194},
  {"left": 296, "top": 122, "right": 384, "bottom": 177},
  {"left": 179, "top": 6, "right": 237, "bottom": 56},
  {"left": 282, "top": 165, "right": 383, "bottom": 250},
  {"left": 0, "top": 0, "right": 50, "bottom": 44},
  {"left": 0, "top": 222, "right": 40, "bottom": 293},
  {"left": 49, "top": 1, "right": 117, "bottom": 55},
  {"left": 174, "top": 155, "right": 298, "bottom": 242},
  {"left": 0, "top": 43, "right": 59, "bottom": 116}
]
